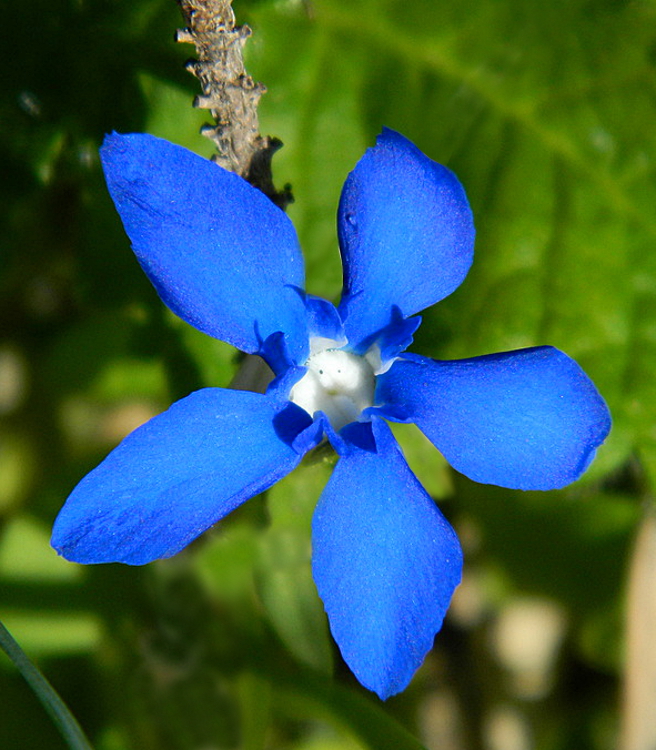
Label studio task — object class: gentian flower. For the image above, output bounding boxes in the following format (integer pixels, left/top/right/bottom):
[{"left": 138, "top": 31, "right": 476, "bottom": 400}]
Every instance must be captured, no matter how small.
[{"left": 52, "top": 128, "right": 611, "bottom": 699}]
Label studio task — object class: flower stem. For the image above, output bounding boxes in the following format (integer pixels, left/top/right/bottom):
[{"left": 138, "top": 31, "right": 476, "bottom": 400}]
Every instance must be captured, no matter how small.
[
  {"left": 0, "top": 618, "right": 94, "bottom": 750},
  {"left": 620, "top": 504, "right": 656, "bottom": 750},
  {"left": 176, "top": 0, "right": 292, "bottom": 208}
]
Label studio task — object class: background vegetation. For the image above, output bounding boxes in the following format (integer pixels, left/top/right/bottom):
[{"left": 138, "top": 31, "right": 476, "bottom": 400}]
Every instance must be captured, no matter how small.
[{"left": 1, "top": 0, "right": 655, "bottom": 748}]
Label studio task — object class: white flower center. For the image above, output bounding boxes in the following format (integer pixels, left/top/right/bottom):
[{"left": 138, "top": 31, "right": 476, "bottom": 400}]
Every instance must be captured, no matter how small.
[{"left": 290, "top": 343, "right": 376, "bottom": 431}]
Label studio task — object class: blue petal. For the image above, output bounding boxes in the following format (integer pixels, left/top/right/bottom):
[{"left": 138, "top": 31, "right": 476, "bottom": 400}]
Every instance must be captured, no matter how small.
[
  {"left": 304, "top": 295, "right": 346, "bottom": 343},
  {"left": 350, "top": 305, "right": 422, "bottom": 363},
  {"left": 377, "top": 348, "right": 611, "bottom": 490},
  {"left": 312, "top": 420, "right": 462, "bottom": 699},
  {"left": 376, "top": 312, "right": 422, "bottom": 364},
  {"left": 337, "top": 128, "right": 474, "bottom": 347},
  {"left": 100, "top": 133, "right": 309, "bottom": 365},
  {"left": 51, "top": 389, "right": 312, "bottom": 565}
]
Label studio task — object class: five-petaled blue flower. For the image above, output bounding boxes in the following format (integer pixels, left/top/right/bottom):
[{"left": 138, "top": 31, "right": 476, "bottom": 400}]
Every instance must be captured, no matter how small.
[{"left": 52, "top": 128, "right": 611, "bottom": 700}]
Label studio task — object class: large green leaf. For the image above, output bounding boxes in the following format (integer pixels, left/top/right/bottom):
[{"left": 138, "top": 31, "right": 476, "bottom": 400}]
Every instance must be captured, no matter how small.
[
  {"left": 246, "top": 0, "right": 656, "bottom": 486},
  {"left": 256, "top": 459, "right": 335, "bottom": 674}
]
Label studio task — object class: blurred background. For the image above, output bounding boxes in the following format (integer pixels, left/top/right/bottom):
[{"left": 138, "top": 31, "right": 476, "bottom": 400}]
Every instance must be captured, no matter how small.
[{"left": 0, "top": 0, "right": 654, "bottom": 748}]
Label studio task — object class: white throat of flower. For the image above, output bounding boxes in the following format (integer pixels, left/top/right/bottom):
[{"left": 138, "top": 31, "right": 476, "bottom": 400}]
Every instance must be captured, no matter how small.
[{"left": 290, "top": 338, "right": 379, "bottom": 431}]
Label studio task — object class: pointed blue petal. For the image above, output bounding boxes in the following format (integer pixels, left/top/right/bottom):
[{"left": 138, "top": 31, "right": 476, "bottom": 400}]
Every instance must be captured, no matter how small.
[
  {"left": 100, "top": 133, "right": 309, "bottom": 364},
  {"left": 337, "top": 128, "right": 474, "bottom": 347},
  {"left": 377, "top": 348, "right": 611, "bottom": 490},
  {"left": 52, "top": 389, "right": 312, "bottom": 565},
  {"left": 304, "top": 295, "right": 346, "bottom": 343},
  {"left": 350, "top": 306, "right": 422, "bottom": 363},
  {"left": 312, "top": 420, "right": 462, "bottom": 699}
]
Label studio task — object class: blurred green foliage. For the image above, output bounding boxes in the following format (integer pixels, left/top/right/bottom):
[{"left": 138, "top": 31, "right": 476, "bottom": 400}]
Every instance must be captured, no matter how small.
[{"left": 1, "top": 0, "right": 654, "bottom": 748}]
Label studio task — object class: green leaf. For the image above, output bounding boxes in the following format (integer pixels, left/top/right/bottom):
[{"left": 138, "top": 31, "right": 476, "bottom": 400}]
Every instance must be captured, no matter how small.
[
  {"left": 169, "top": 314, "right": 240, "bottom": 389},
  {"left": 194, "top": 521, "right": 261, "bottom": 610},
  {"left": 248, "top": 0, "right": 656, "bottom": 488},
  {"left": 237, "top": 671, "right": 272, "bottom": 750},
  {"left": 266, "top": 455, "right": 335, "bottom": 530},
  {"left": 0, "top": 433, "right": 35, "bottom": 513},
  {"left": 0, "top": 516, "right": 80, "bottom": 582},
  {"left": 457, "top": 482, "right": 638, "bottom": 612},
  {"left": 0, "top": 618, "right": 94, "bottom": 750},
  {"left": 271, "top": 667, "right": 428, "bottom": 750},
  {"left": 0, "top": 612, "right": 101, "bottom": 659},
  {"left": 139, "top": 72, "right": 216, "bottom": 159},
  {"left": 256, "top": 526, "right": 333, "bottom": 674},
  {"left": 257, "top": 459, "right": 335, "bottom": 673},
  {"left": 388, "top": 422, "right": 453, "bottom": 499},
  {"left": 245, "top": 7, "right": 369, "bottom": 301},
  {"left": 456, "top": 478, "right": 638, "bottom": 670}
]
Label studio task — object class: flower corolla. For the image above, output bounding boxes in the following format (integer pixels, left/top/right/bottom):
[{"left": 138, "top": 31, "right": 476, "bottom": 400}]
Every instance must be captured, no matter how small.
[{"left": 51, "top": 128, "right": 611, "bottom": 699}]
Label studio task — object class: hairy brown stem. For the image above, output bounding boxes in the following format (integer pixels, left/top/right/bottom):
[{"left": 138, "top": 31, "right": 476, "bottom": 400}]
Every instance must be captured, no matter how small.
[{"left": 176, "top": 0, "right": 292, "bottom": 208}]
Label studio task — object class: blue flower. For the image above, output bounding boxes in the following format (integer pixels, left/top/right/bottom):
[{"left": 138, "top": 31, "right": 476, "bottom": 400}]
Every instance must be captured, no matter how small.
[{"left": 51, "top": 128, "right": 611, "bottom": 699}]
